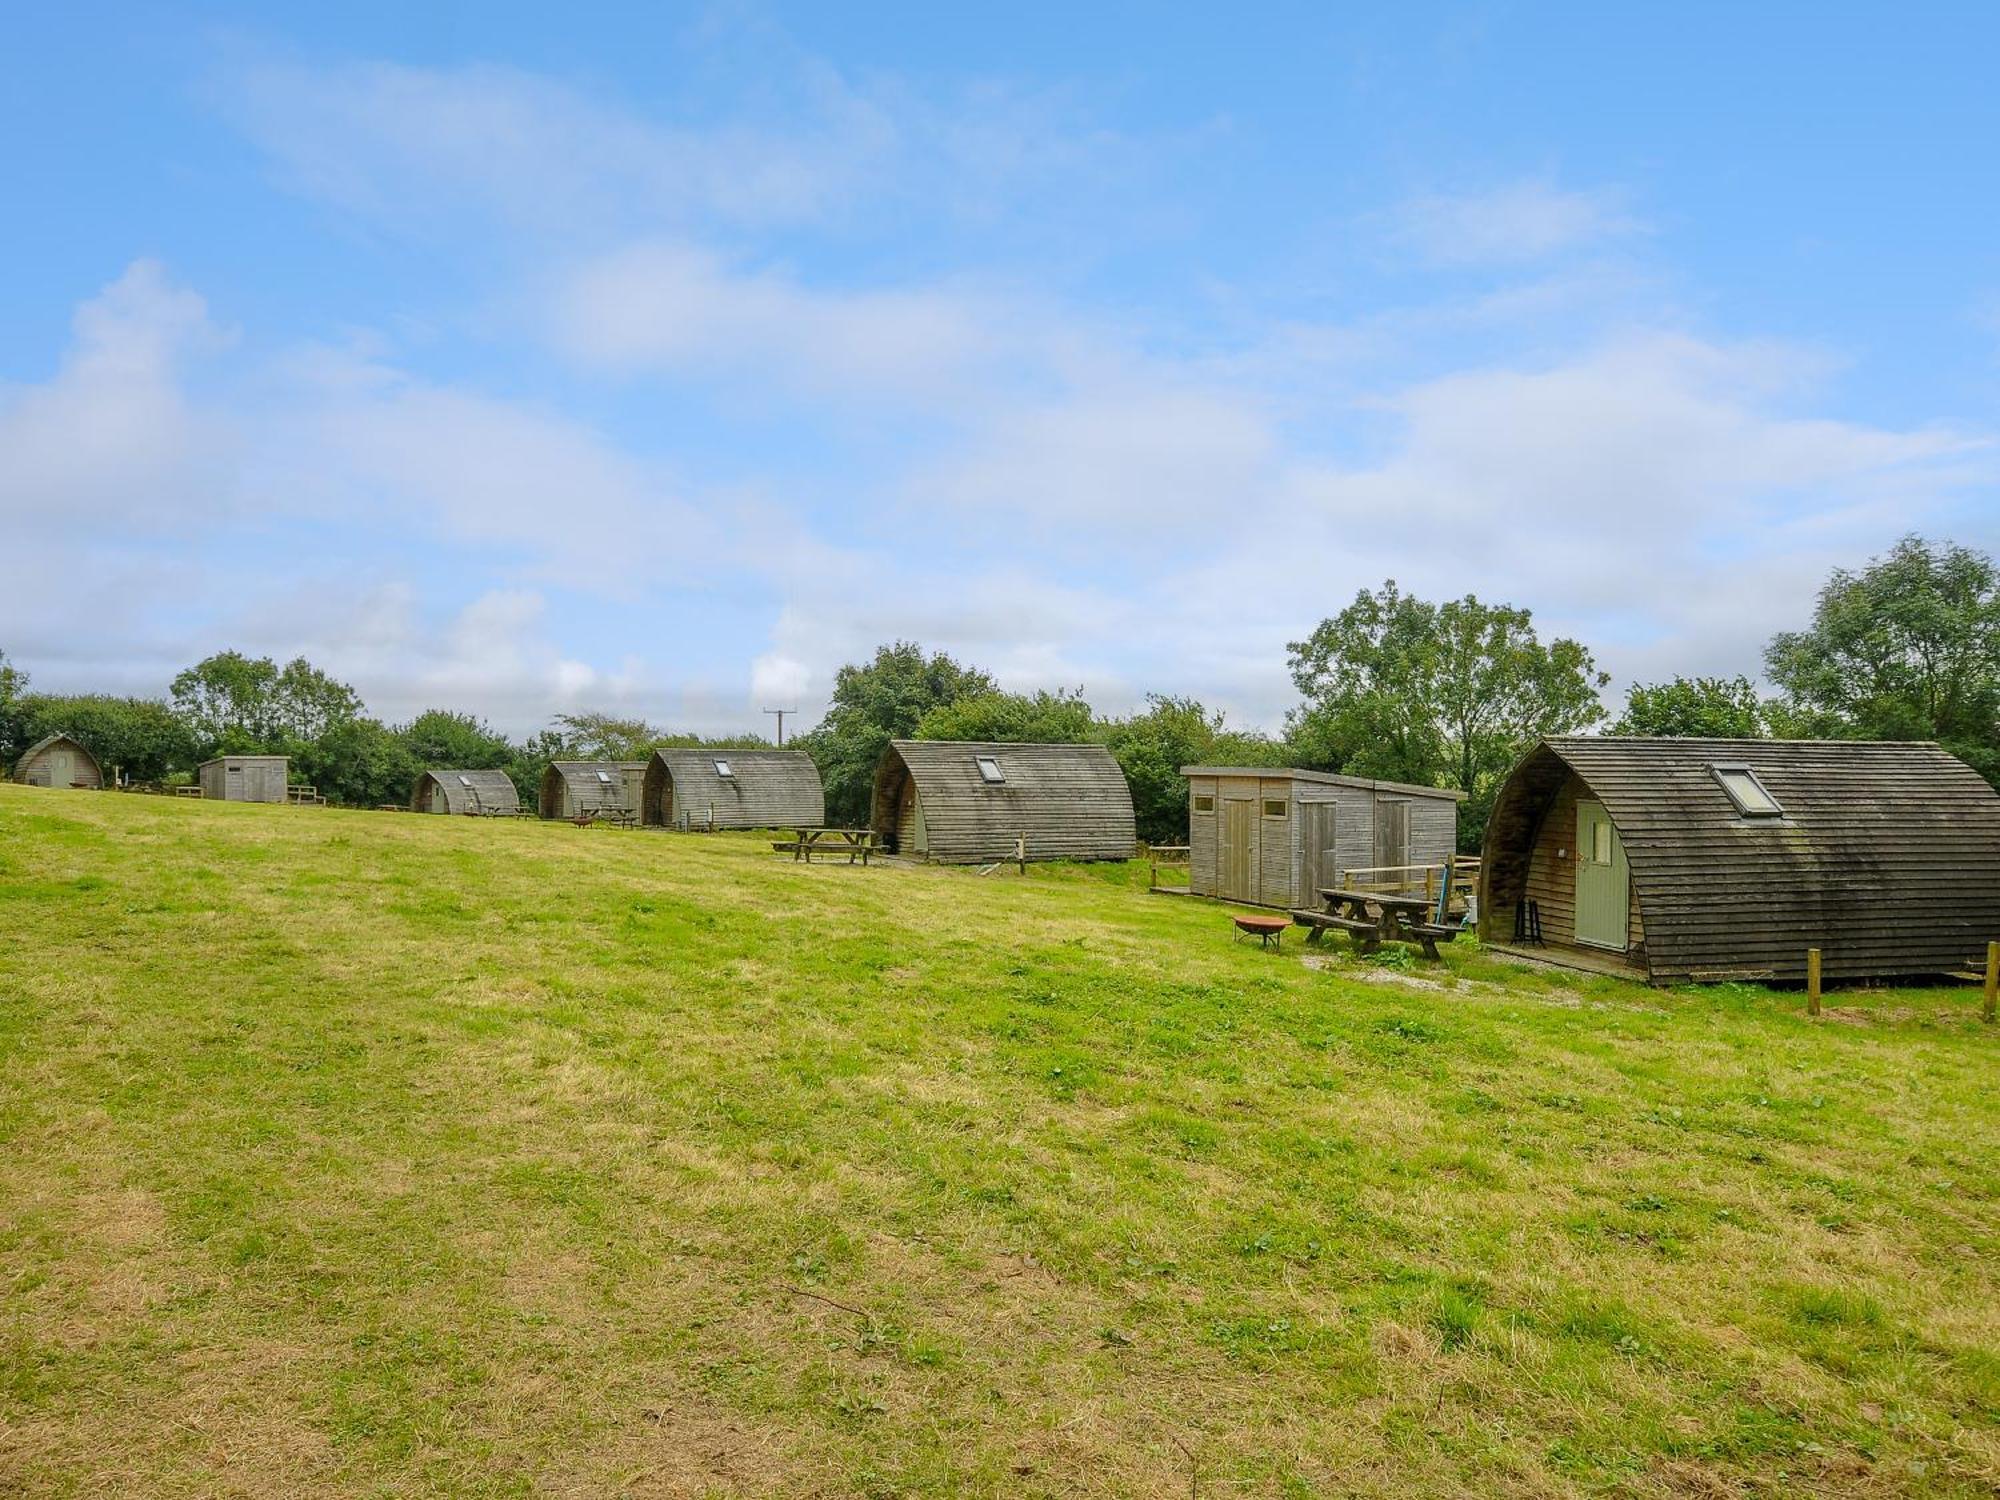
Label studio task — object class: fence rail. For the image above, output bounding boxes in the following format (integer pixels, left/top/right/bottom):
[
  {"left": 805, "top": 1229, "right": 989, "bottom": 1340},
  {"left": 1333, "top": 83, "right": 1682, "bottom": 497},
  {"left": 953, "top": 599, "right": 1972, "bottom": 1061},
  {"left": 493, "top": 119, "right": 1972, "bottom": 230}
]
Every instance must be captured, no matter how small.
[
  {"left": 1147, "top": 844, "right": 1192, "bottom": 893},
  {"left": 1341, "top": 858, "right": 1481, "bottom": 913}
]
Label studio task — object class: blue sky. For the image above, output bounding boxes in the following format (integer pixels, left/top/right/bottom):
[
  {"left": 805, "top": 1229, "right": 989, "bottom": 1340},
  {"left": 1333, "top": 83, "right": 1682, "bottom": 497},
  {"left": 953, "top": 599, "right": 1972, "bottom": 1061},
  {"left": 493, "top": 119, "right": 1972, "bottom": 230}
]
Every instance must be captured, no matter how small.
[{"left": 3, "top": 2, "right": 1996, "bottom": 735}]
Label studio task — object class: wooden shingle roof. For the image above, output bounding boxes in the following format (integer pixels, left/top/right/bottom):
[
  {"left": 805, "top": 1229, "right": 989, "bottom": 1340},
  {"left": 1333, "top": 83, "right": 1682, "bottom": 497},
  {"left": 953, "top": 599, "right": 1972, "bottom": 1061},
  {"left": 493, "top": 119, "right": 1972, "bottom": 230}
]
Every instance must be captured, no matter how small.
[
  {"left": 647, "top": 749, "right": 824, "bottom": 829},
  {"left": 877, "top": 740, "right": 1136, "bottom": 864},
  {"left": 1482, "top": 736, "right": 2000, "bottom": 983}
]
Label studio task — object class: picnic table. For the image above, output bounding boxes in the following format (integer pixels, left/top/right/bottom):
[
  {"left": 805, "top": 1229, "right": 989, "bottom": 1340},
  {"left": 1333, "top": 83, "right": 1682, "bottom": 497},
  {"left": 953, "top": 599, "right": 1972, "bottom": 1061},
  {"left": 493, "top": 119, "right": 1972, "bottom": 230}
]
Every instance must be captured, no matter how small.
[
  {"left": 786, "top": 827, "right": 875, "bottom": 865},
  {"left": 1291, "top": 888, "right": 1461, "bottom": 960},
  {"left": 573, "top": 805, "right": 637, "bottom": 828}
]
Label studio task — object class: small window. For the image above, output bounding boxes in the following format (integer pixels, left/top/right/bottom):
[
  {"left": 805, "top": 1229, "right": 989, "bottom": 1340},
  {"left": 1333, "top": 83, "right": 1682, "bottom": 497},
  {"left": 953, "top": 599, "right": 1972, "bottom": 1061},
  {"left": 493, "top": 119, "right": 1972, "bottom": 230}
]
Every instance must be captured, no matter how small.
[
  {"left": 1192, "top": 794, "right": 1215, "bottom": 813},
  {"left": 975, "top": 756, "right": 1005, "bottom": 784},
  {"left": 713, "top": 759, "right": 734, "bottom": 779},
  {"left": 1711, "top": 764, "right": 1782, "bottom": 817},
  {"left": 1591, "top": 820, "right": 1614, "bottom": 864},
  {"left": 457, "top": 775, "right": 472, "bottom": 788},
  {"left": 1263, "top": 798, "right": 1288, "bottom": 818},
  {"left": 596, "top": 770, "right": 613, "bottom": 784}
]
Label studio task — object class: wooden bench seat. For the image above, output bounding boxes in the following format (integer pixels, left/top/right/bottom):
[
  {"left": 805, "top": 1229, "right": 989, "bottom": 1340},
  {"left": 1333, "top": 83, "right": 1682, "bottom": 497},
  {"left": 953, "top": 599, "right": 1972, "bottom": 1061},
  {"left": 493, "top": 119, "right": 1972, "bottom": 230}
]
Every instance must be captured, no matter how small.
[
  {"left": 1404, "top": 921, "right": 1461, "bottom": 960},
  {"left": 1291, "top": 909, "right": 1381, "bottom": 949}
]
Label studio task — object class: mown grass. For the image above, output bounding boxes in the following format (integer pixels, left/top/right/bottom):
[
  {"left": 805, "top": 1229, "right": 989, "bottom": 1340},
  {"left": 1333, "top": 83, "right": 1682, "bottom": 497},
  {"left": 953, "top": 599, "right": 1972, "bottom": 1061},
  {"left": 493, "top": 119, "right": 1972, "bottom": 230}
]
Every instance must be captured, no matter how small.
[{"left": 0, "top": 785, "right": 1995, "bottom": 1497}]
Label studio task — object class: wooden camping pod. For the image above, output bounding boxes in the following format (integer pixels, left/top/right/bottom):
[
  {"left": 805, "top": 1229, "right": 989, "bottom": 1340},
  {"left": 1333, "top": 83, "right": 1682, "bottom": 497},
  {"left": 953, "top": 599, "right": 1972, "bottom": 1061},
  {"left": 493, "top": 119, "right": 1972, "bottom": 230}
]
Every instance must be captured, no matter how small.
[
  {"left": 1478, "top": 737, "right": 2000, "bottom": 984},
  {"left": 11, "top": 733, "right": 104, "bottom": 790},
  {"left": 413, "top": 768, "right": 522, "bottom": 816},
  {"left": 870, "top": 740, "right": 1136, "bottom": 864},
  {"left": 641, "top": 749, "right": 824, "bottom": 830},
  {"left": 539, "top": 761, "right": 646, "bottom": 820}
]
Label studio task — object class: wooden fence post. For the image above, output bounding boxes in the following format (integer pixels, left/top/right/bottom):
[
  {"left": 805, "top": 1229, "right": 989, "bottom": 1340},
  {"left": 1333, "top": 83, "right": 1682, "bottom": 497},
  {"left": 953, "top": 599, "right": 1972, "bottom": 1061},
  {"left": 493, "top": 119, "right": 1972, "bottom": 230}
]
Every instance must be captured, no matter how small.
[
  {"left": 1016, "top": 833, "right": 1026, "bottom": 876},
  {"left": 1984, "top": 941, "right": 1997, "bottom": 1024},
  {"left": 1806, "top": 948, "right": 1822, "bottom": 1018}
]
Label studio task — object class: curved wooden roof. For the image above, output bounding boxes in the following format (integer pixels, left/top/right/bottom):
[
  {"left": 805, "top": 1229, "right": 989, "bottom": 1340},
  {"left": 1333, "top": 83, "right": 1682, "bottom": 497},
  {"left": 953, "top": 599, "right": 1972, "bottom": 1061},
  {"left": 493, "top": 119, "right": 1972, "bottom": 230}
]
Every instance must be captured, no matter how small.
[
  {"left": 646, "top": 749, "right": 824, "bottom": 829},
  {"left": 414, "top": 768, "right": 521, "bottom": 816},
  {"left": 874, "top": 740, "right": 1136, "bottom": 864},
  {"left": 1480, "top": 737, "right": 2000, "bottom": 983},
  {"left": 541, "top": 761, "right": 644, "bottom": 816},
  {"left": 12, "top": 733, "right": 103, "bottom": 785}
]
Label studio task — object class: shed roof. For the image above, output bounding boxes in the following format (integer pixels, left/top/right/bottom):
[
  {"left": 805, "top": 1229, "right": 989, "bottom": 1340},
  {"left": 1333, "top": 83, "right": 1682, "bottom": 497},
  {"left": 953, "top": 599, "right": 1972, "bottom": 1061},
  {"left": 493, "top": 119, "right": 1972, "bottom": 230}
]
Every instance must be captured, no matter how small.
[
  {"left": 197, "top": 754, "right": 289, "bottom": 769},
  {"left": 416, "top": 768, "right": 521, "bottom": 815},
  {"left": 877, "top": 740, "right": 1136, "bottom": 863},
  {"left": 648, "top": 748, "right": 824, "bottom": 829},
  {"left": 1481, "top": 736, "right": 2000, "bottom": 982},
  {"left": 12, "top": 733, "right": 101, "bottom": 781},
  {"left": 1181, "top": 765, "right": 1466, "bottom": 801}
]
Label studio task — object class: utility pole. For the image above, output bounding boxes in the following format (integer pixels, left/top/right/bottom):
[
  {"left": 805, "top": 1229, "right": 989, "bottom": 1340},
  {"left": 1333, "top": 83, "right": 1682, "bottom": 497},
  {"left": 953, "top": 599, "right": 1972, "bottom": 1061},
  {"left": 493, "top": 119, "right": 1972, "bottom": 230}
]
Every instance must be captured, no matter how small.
[{"left": 763, "top": 707, "right": 797, "bottom": 746}]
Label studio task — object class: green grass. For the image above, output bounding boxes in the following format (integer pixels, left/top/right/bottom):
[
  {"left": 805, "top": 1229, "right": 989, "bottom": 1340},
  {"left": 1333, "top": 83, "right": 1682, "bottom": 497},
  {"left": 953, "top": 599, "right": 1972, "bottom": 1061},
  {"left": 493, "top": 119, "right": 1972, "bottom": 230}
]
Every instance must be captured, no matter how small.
[{"left": 0, "top": 785, "right": 1995, "bottom": 1497}]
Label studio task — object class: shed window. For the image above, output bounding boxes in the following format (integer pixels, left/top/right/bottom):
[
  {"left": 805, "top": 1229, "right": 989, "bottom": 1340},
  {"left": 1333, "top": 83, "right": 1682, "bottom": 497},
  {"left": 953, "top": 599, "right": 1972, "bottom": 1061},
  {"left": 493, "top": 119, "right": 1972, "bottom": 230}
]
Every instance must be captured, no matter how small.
[
  {"left": 457, "top": 775, "right": 472, "bottom": 788},
  {"left": 595, "top": 770, "right": 612, "bottom": 784},
  {"left": 1262, "top": 798, "right": 1288, "bottom": 818},
  {"left": 1192, "top": 794, "right": 1215, "bottom": 813},
  {"left": 975, "top": 756, "right": 1005, "bottom": 784},
  {"left": 1711, "top": 764, "right": 1782, "bottom": 817},
  {"left": 713, "top": 759, "right": 734, "bottom": 779}
]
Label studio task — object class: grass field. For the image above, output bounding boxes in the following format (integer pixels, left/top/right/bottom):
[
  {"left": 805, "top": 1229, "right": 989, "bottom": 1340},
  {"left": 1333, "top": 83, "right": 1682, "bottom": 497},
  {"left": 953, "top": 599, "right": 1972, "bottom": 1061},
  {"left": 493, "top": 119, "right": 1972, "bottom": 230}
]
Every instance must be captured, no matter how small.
[{"left": 1, "top": 785, "right": 1995, "bottom": 1498}]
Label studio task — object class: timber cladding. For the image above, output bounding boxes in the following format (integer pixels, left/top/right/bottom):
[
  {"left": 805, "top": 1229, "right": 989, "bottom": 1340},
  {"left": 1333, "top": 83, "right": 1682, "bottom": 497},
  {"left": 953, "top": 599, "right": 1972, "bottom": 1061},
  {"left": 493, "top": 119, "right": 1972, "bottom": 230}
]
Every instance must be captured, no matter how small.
[
  {"left": 540, "top": 761, "right": 647, "bottom": 820},
  {"left": 11, "top": 733, "right": 104, "bottom": 789},
  {"left": 1479, "top": 737, "right": 2000, "bottom": 984},
  {"left": 197, "top": 755, "right": 289, "bottom": 804},
  {"left": 413, "top": 769, "right": 522, "bottom": 816},
  {"left": 871, "top": 740, "right": 1136, "bottom": 864},
  {"left": 1182, "top": 766, "right": 1462, "bottom": 909},
  {"left": 642, "top": 749, "right": 824, "bottom": 830}
]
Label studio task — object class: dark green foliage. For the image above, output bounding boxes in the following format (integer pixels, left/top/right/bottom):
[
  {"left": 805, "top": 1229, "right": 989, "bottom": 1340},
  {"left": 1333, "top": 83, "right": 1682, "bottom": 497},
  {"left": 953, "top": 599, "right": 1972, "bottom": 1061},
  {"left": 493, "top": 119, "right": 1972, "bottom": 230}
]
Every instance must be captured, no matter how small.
[
  {"left": 914, "top": 687, "right": 1096, "bottom": 744},
  {"left": 296, "top": 718, "right": 418, "bottom": 808},
  {"left": 796, "top": 642, "right": 997, "bottom": 825},
  {"left": 0, "top": 650, "right": 27, "bottom": 766},
  {"left": 1610, "top": 676, "right": 1770, "bottom": 738},
  {"left": 1102, "top": 695, "right": 1285, "bottom": 845},
  {"left": 168, "top": 652, "right": 363, "bottom": 758},
  {"left": 1764, "top": 535, "right": 2000, "bottom": 784},
  {"left": 1287, "top": 581, "right": 1608, "bottom": 849},
  {"left": 6, "top": 695, "right": 195, "bottom": 783}
]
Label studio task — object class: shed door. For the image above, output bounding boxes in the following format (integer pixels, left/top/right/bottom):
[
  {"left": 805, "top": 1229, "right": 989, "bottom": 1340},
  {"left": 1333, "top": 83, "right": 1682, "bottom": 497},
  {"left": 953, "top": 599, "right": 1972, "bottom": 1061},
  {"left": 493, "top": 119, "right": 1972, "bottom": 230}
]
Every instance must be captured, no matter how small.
[
  {"left": 1220, "top": 797, "right": 1255, "bottom": 902},
  {"left": 1374, "top": 800, "right": 1410, "bottom": 876},
  {"left": 226, "top": 765, "right": 244, "bottom": 800},
  {"left": 1300, "top": 802, "right": 1338, "bottom": 909},
  {"left": 45, "top": 749, "right": 71, "bottom": 787},
  {"left": 1575, "top": 800, "right": 1630, "bottom": 950}
]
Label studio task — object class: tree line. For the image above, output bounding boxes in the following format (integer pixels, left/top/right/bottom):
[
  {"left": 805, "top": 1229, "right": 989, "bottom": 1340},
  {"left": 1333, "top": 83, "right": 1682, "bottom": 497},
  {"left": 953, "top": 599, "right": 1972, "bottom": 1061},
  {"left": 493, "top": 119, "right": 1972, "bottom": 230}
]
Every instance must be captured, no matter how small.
[{"left": 4, "top": 535, "right": 1994, "bottom": 847}]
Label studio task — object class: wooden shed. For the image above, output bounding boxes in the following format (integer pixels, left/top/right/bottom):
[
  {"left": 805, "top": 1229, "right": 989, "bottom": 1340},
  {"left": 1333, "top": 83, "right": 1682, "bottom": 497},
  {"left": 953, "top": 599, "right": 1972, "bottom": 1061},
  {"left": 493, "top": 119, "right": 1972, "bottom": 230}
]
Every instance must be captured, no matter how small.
[
  {"left": 198, "top": 755, "right": 289, "bottom": 803},
  {"left": 871, "top": 740, "right": 1136, "bottom": 864},
  {"left": 413, "top": 768, "right": 522, "bottom": 817},
  {"left": 12, "top": 733, "right": 104, "bottom": 790},
  {"left": 1182, "top": 767, "right": 1463, "bottom": 909},
  {"left": 1479, "top": 737, "right": 2000, "bottom": 984},
  {"left": 642, "top": 749, "right": 824, "bottom": 830},
  {"left": 539, "top": 761, "right": 646, "bottom": 821}
]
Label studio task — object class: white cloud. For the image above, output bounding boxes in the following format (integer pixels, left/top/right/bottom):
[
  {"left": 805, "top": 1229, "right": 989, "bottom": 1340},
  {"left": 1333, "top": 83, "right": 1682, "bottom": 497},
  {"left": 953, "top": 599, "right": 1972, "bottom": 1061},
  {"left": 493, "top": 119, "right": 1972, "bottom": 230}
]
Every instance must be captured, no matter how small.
[
  {"left": 1384, "top": 180, "right": 1642, "bottom": 267},
  {"left": 0, "top": 260, "right": 230, "bottom": 532}
]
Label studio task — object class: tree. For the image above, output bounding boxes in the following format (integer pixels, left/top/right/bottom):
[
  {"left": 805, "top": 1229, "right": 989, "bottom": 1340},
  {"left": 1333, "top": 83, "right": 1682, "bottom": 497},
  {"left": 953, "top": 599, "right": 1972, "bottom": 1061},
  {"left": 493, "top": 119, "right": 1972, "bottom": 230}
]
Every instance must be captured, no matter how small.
[
  {"left": 399, "top": 709, "right": 516, "bottom": 771},
  {"left": 1287, "top": 582, "right": 1609, "bottom": 849},
  {"left": 1610, "top": 676, "right": 1769, "bottom": 738},
  {"left": 1102, "top": 694, "right": 1284, "bottom": 845},
  {"left": 168, "top": 651, "right": 361, "bottom": 754},
  {"left": 297, "top": 718, "right": 417, "bottom": 808},
  {"left": 795, "top": 642, "right": 996, "bottom": 825},
  {"left": 5, "top": 694, "right": 196, "bottom": 783},
  {"left": 914, "top": 688, "right": 1096, "bottom": 745},
  {"left": 0, "top": 649, "right": 26, "bottom": 765},
  {"left": 1765, "top": 535, "right": 2000, "bottom": 782}
]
